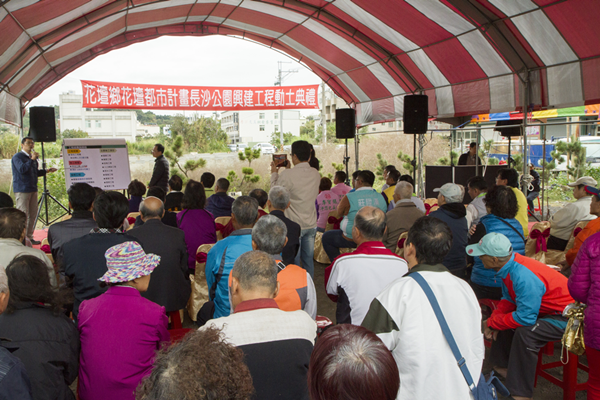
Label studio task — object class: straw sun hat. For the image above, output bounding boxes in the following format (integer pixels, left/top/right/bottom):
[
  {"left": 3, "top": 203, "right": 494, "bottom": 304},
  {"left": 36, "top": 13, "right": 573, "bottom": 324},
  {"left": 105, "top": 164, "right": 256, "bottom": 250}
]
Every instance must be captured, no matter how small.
[{"left": 98, "top": 241, "right": 160, "bottom": 283}]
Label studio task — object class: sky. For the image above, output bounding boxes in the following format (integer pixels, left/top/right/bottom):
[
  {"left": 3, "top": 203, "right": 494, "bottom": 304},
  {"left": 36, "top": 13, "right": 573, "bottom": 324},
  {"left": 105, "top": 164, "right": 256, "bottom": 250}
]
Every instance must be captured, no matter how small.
[{"left": 28, "top": 35, "right": 323, "bottom": 117}]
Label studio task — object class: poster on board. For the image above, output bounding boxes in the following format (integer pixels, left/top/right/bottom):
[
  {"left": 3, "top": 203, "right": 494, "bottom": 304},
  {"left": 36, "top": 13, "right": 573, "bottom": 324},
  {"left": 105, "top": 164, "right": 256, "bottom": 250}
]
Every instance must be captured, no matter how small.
[{"left": 62, "top": 138, "right": 131, "bottom": 191}]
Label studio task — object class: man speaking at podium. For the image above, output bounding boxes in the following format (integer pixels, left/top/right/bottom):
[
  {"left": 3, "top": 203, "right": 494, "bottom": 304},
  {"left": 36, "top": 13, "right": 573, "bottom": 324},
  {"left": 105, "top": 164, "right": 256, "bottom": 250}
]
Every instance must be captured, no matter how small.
[{"left": 11, "top": 136, "right": 57, "bottom": 245}]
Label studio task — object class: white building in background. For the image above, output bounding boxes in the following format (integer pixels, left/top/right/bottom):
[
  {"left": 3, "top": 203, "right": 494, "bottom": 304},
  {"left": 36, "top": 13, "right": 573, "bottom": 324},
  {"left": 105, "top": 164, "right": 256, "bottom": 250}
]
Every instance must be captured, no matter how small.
[
  {"left": 221, "top": 110, "right": 303, "bottom": 145},
  {"left": 136, "top": 122, "right": 160, "bottom": 137},
  {"left": 323, "top": 90, "right": 349, "bottom": 124},
  {"left": 59, "top": 92, "right": 138, "bottom": 142}
]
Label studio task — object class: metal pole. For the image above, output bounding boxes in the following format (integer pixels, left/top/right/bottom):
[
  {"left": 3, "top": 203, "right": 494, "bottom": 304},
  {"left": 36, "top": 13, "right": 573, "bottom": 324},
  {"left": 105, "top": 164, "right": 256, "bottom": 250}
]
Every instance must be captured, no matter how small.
[
  {"left": 278, "top": 67, "right": 283, "bottom": 147},
  {"left": 412, "top": 135, "right": 416, "bottom": 184},
  {"left": 522, "top": 75, "right": 529, "bottom": 197},
  {"left": 475, "top": 124, "right": 480, "bottom": 175},
  {"left": 321, "top": 82, "right": 326, "bottom": 144},
  {"left": 541, "top": 124, "right": 546, "bottom": 219},
  {"left": 355, "top": 128, "right": 359, "bottom": 171}
]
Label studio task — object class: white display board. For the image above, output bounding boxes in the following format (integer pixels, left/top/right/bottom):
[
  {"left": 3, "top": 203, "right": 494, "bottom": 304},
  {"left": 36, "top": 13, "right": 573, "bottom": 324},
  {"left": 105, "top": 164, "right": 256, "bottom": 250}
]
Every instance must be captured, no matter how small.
[{"left": 62, "top": 138, "right": 131, "bottom": 190}]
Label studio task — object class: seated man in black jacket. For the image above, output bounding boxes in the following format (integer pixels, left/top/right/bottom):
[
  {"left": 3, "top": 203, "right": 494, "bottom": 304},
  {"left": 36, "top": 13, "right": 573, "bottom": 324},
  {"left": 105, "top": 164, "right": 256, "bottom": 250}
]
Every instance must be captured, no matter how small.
[
  {"left": 63, "top": 191, "right": 139, "bottom": 320},
  {"left": 48, "top": 183, "right": 98, "bottom": 273},
  {"left": 129, "top": 197, "right": 190, "bottom": 312},
  {"left": 205, "top": 178, "right": 235, "bottom": 218},
  {"left": 428, "top": 183, "right": 468, "bottom": 279},
  {"left": 133, "top": 187, "right": 177, "bottom": 228},
  {"left": 267, "top": 186, "right": 300, "bottom": 265}
]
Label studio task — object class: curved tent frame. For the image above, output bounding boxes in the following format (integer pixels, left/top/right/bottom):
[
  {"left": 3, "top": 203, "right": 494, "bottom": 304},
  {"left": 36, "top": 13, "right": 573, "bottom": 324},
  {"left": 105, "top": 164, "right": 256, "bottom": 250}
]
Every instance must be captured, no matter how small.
[{"left": 0, "top": 0, "right": 599, "bottom": 127}]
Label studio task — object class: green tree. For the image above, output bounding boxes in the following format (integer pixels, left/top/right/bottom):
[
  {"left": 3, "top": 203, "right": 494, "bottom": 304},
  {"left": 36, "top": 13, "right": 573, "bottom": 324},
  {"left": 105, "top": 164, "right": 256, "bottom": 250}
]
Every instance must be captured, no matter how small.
[
  {"left": 61, "top": 129, "right": 89, "bottom": 139},
  {"left": 557, "top": 140, "right": 588, "bottom": 179},
  {"left": 436, "top": 151, "right": 459, "bottom": 166},
  {"left": 397, "top": 151, "right": 414, "bottom": 173},
  {"left": 375, "top": 153, "right": 388, "bottom": 177},
  {"left": 164, "top": 135, "right": 206, "bottom": 179},
  {"left": 270, "top": 131, "right": 294, "bottom": 148},
  {"left": 238, "top": 147, "right": 261, "bottom": 166}
]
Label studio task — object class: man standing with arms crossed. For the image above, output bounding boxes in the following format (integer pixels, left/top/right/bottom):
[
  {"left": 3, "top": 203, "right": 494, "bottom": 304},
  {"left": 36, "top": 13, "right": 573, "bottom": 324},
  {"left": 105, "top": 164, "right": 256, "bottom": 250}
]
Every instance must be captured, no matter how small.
[
  {"left": 11, "top": 136, "right": 57, "bottom": 245},
  {"left": 270, "top": 140, "right": 320, "bottom": 278}
]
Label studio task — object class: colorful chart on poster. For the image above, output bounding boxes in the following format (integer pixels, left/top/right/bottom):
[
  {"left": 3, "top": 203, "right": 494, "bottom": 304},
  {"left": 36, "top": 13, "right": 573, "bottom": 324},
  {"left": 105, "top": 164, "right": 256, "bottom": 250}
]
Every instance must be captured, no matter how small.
[{"left": 62, "top": 138, "right": 131, "bottom": 190}]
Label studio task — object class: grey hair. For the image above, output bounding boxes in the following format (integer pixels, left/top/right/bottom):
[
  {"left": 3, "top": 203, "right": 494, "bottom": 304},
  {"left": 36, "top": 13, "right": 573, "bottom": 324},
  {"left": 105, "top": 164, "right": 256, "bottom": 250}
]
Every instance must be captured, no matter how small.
[
  {"left": 139, "top": 197, "right": 164, "bottom": 219},
  {"left": 232, "top": 196, "right": 259, "bottom": 226},
  {"left": 232, "top": 250, "right": 278, "bottom": 293},
  {"left": 394, "top": 181, "right": 413, "bottom": 200},
  {"left": 0, "top": 266, "right": 7, "bottom": 293},
  {"left": 354, "top": 206, "right": 386, "bottom": 241},
  {"left": 252, "top": 215, "right": 287, "bottom": 255},
  {"left": 268, "top": 186, "right": 290, "bottom": 210}
]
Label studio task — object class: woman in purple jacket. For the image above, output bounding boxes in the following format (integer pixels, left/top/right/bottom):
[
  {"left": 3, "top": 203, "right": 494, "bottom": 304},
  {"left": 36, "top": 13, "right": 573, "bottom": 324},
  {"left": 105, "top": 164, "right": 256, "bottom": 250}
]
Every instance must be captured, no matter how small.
[
  {"left": 78, "top": 242, "right": 169, "bottom": 400},
  {"left": 177, "top": 180, "right": 217, "bottom": 272},
  {"left": 568, "top": 231, "right": 600, "bottom": 399}
]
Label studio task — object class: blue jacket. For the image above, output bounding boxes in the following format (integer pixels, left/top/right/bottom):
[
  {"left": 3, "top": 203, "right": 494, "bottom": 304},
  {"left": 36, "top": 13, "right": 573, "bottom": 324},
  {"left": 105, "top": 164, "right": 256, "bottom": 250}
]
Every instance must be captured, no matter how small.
[
  {"left": 471, "top": 214, "right": 526, "bottom": 288},
  {"left": 205, "top": 192, "right": 235, "bottom": 219},
  {"left": 205, "top": 229, "right": 253, "bottom": 318},
  {"left": 11, "top": 152, "right": 45, "bottom": 193}
]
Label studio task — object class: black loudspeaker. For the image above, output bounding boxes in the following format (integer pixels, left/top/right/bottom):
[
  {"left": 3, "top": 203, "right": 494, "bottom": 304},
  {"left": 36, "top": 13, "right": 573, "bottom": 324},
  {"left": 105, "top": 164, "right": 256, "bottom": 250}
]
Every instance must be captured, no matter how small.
[
  {"left": 336, "top": 108, "right": 356, "bottom": 139},
  {"left": 403, "top": 94, "right": 428, "bottom": 134},
  {"left": 495, "top": 119, "right": 523, "bottom": 137},
  {"left": 29, "top": 106, "right": 57, "bottom": 142}
]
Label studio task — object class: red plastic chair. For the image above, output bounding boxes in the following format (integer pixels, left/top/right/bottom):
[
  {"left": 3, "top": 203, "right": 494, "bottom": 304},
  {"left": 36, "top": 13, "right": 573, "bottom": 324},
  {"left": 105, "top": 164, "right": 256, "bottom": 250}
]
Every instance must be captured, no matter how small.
[
  {"left": 534, "top": 341, "right": 589, "bottom": 400},
  {"left": 168, "top": 328, "right": 193, "bottom": 343},
  {"left": 168, "top": 310, "right": 182, "bottom": 329}
]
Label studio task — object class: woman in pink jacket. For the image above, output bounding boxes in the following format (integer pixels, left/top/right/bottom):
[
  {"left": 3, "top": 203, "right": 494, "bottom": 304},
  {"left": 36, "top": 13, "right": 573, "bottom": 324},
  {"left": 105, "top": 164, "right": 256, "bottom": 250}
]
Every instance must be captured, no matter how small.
[
  {"left": 77, "top": 241, "right": 169, "bottom": 400},
  {"left": 568, "top": 231, "right": 600, "bottom": 399}
]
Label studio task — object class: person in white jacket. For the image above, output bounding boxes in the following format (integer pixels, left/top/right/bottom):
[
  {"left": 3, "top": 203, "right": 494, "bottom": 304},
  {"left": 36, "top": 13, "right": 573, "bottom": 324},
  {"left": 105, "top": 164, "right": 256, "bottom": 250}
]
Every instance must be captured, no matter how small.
[
  {"left": 547, "top": 176, "right": 597, "bottom": 251},
  {"left": 362, "top": 216, "right": 484, "bottom": 400}
]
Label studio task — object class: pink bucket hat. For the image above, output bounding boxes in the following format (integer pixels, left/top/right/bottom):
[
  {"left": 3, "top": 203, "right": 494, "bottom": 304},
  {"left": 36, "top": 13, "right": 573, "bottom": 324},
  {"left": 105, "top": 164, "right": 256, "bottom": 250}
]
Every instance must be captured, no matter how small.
[{"left": 98, "top": 241, "right": 160, "bottom": 283}]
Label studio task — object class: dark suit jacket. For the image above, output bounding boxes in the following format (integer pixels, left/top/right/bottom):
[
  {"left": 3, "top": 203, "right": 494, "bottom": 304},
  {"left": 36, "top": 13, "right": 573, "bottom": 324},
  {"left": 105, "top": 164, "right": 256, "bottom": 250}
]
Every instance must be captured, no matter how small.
[
  {"left": 149, "top": 155, "right": 169, "bottom": 192},
  {"left": 270, "top": 209, "right": 301, "bottom": 265},
  {"left": 63, "top": 232, "right": 140, "bottom": 320},
  {"left": 133, "top": 211, "right": 178, "bottom": 228},
  {"left": 47, "top": 210, "right": 97, "bottom": 272},
  {"left": 128, "top": 219, "right": 190, "bottom": 312},
  {"left": 164, "top": 191, "right": 183, "bottom": 211}
]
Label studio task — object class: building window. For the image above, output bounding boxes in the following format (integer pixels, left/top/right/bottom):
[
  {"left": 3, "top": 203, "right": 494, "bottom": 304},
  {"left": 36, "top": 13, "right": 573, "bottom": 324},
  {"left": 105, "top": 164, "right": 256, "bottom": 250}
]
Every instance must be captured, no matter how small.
[
  {"left": 274, "top": 113, "right": 279, "bottom": 119},
  {"left": 388, "top": 122, "right": 394, "bottom": 127},
  {"left": 85, "top": 120, "right": 91, "bottom": 128},
  {"left": 259, "top": 113, "right": 265, "bottom": 119},
  {"left": 260, "top": 125, "right": 265, "bottom": 131},
  {"left": 275, "top": 125, "right": 279, "bottom": 132},
  {"left": 95, "top": 120, "right": 101, "bottom": 128}
]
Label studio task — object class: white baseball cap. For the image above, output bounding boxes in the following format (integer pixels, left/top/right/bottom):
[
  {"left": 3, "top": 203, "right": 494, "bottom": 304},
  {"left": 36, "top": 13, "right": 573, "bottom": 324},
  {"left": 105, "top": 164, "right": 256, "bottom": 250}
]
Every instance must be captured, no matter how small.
[{"left": 433, "top": 183, "right": 462, "bottom": 199}]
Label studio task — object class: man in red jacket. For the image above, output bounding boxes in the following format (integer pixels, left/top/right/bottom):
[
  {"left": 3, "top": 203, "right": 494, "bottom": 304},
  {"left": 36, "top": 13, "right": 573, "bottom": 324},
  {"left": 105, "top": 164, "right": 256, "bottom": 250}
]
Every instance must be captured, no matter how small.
[{"left": 466, "top": 233, "right": 573, "bottom": 400}]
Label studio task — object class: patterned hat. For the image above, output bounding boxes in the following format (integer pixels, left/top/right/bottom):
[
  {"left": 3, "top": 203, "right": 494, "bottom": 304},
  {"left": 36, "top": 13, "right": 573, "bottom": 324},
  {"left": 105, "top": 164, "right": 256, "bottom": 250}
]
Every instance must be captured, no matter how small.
[{"left": 98, "top": 241, "right": 160, "bottom": 283}]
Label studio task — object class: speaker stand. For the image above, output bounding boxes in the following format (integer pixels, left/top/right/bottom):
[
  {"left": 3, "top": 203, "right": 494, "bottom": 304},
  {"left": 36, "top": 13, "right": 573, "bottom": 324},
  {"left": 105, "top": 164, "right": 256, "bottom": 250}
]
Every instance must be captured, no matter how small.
[
  {"left": 36, "top": 142, "right": 70, "bottom": 227},
  {"left": 343, "top": 138, "right": 351, "bottom": 186}
]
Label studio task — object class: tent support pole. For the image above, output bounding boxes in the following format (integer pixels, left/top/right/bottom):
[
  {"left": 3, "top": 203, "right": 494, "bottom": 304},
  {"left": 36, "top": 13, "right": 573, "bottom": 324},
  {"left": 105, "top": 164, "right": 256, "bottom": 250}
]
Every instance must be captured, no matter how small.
[{"left": 522, "top": 73, "right": 529, "bottom": 197}]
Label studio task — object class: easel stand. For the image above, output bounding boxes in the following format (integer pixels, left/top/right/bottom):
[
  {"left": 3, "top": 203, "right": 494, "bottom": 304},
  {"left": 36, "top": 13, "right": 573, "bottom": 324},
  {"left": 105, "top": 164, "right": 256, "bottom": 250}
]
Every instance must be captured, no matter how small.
[{"left": 36, "top": 142, "right": 70, "bottom": 226}]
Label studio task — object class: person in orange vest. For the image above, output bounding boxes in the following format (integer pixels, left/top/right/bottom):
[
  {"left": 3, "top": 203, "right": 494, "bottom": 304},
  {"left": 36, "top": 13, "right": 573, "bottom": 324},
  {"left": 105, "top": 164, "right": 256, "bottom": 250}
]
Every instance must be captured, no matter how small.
[{"left": 228, "top": 215, "right": 317, "bottom": 319}]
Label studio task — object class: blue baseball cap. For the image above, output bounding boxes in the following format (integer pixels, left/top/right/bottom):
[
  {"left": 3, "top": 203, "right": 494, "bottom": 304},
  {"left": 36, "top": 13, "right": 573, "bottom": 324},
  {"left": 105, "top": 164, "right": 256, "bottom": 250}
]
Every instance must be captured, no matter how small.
[{"left": 465, "top": 232, "right": 513, "bottom": 257}]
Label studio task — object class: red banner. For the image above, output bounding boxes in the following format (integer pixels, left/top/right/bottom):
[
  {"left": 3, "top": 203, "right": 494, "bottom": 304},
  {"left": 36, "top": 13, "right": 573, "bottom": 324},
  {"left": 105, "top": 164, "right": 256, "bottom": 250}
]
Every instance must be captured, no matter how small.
[{"left": 80, "top": 80, "right": 320, "bottom": 111}]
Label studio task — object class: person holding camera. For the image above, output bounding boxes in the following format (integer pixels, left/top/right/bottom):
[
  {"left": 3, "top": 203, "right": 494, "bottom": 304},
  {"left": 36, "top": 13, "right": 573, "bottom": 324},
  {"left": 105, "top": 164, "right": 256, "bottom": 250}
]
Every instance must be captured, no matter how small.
[
  {"left": 270, "top": 140, "right": 321, "bottom": 278},
  {"left": 11, "top": 136, "right": 57, "bottom": 245}
]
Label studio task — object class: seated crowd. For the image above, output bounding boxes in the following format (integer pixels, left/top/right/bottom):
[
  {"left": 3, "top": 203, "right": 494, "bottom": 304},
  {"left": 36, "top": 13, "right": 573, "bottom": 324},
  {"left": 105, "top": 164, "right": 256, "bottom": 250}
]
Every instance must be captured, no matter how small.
[{"left": 0, "top": 144, "right": 599, "bottom": 400}]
